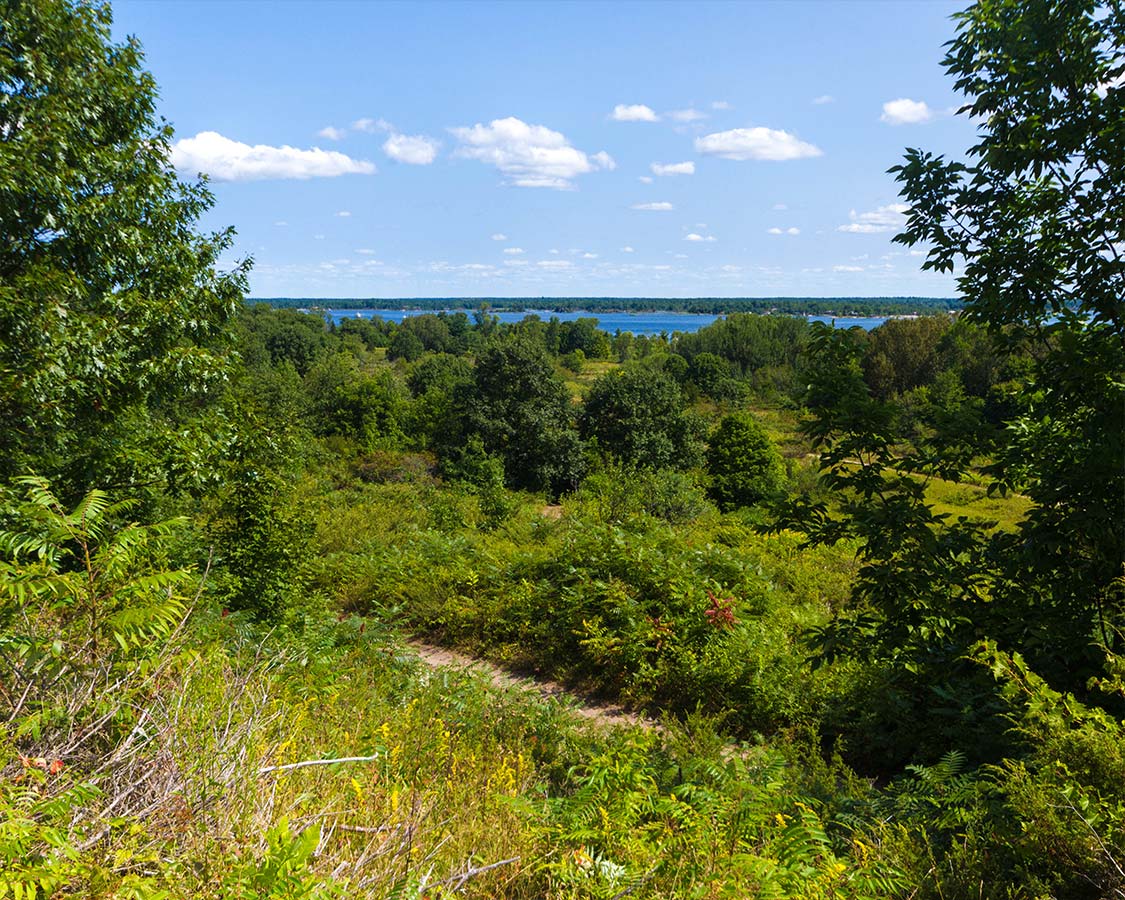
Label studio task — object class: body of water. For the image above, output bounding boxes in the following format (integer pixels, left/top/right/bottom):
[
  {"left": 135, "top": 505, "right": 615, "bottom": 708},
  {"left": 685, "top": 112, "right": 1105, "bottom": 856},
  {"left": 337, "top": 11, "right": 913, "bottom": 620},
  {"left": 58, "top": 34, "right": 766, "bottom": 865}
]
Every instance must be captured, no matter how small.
[{"left": 324, "top": 308, "right": 890, "bottom": 335}]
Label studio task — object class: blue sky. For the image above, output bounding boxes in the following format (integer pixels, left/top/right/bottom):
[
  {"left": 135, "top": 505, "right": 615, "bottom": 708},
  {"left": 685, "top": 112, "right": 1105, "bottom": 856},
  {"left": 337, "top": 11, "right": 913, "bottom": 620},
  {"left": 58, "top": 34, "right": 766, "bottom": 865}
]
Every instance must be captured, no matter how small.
[{"left": 113, "top": 0, "right": 974, "bottom": 299}]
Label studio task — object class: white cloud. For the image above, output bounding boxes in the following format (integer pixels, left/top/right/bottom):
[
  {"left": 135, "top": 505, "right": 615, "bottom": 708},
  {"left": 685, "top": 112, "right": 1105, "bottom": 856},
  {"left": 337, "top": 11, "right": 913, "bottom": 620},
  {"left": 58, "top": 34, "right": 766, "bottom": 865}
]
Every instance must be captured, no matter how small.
[
  {"left": 684, "top": 232, "right": 716, "bottom": 242},
  {"left": 314, "top": 234, "right": 326, "bottom": 240},
  {"left": 451, "top": 116, "right": 614, "bottom": 189},
  {"left": 336, "top": 210, "right": 351, "bottom": 217},
  {"left": 638, "top": 175, "right": 654, "bottom": 184},
  {"left": 611, "top": 103, "right": 659, "bottom": 122},
  {"left": 631, "top": 201, "right": 674, "bottom": 211},
  {"left": 651, "top": 161, "right": 695, "bottom": 176},
  {"left": 353, "top": 118, "right": 392, "bottom": 133},
  {"left": 355, "top": 248, "right": 377, "bottom": 255},
  {"left": 503, "top": 247, "right": 525, "bottom": 255},
  {"left": 881, "top": 98, "right": 933, "bottom": 125},
  {"left": 318, "top": 125, "right": 346, "bottom": 141},
  {"left": 582, "top": 252, "right": 598, "bottom": 259},
  {"left": 838, "top": 203, "right": 909, "bottom": 233},
  {"left": 711, "top": 100, "right": 732, "bottom": 110},
  {"left": 503, "top": 258, "right": 529, "bottom": 267},
  {"left": 273, "top": 220, "right": 288, "bottom": 226},
  {"left": 694, "top": 127, "right": 822, "bottom": 161},
  {"left": 382, "top": 132, "right": 440, "bottom": 165},
  {"left": 430, "top": 261, "right": 496, "bottom": 273},
  {"left": 833, "top": 264, "right": 865, "bottom": 272},
  {"left": 591, "top": 150, "right": 617, "bottom": 170},
  {"left": 621, "top": 246, "right": 635, "bottom": 253},
  {"left": 537, "top": 259, "right": 573, "bottom": 269},
  {"left": 812, "top": 94, "right": 835, "bottom": 105},
  {"left": 767, "top": 227, "right": 800, "bottom": 235},
  {"left": 772, "top": 203, "right": 788, "bottom": 210},
  {"left": 667, "top": 108, "right": 706, "bottom": 122},
  {"left": 721, "top": 264, "right": 742, "bottom": 272},
  {"left": 171, "top": 131, "right": 376, "bottom": 181},
  {"left": 491, "top": 233, "right": 508, "bottom": 241}
]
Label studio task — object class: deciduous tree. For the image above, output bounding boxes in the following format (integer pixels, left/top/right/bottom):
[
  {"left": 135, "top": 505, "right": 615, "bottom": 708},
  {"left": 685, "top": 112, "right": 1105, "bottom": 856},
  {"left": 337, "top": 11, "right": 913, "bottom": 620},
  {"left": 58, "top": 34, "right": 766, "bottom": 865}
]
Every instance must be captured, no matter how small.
[{"left": 0, "top": 0, "right": 248, "bottom": 493}]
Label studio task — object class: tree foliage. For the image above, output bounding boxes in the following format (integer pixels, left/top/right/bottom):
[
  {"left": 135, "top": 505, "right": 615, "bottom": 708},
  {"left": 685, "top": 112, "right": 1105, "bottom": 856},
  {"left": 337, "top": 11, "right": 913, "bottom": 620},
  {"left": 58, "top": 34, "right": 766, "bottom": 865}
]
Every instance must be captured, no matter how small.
[
  {"left": 0, "top": 0, "right": 248, "bottom": 492},
  {"left": 781, "top": 0, "right": 1125, "bottom": 751},
  {"left": 891, "top": 0, "right": 1125, "bottom": 686},
  {"left": 580, "top": 367, "right": 704, "bottom": 470},
  {"left": 706, "top": 412, "right": 786, "bottom": 511},
  {"left": 453, "top": 337, "right": 584, "bottom": 494}
]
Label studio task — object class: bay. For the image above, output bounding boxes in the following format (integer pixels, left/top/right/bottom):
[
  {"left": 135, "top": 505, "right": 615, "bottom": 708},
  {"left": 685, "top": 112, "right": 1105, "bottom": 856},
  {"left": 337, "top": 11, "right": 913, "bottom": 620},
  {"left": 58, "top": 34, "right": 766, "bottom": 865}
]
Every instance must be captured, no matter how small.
[{"left": 325, "top": 308, "right": 892, "bottom": 335}]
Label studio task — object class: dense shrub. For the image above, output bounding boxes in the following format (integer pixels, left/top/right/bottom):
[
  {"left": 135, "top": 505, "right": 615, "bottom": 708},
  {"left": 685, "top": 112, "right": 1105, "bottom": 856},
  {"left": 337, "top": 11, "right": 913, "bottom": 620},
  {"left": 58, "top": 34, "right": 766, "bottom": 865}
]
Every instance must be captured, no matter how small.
[{"left": 707, "top": 412, "right": 788, "bottom": 510}]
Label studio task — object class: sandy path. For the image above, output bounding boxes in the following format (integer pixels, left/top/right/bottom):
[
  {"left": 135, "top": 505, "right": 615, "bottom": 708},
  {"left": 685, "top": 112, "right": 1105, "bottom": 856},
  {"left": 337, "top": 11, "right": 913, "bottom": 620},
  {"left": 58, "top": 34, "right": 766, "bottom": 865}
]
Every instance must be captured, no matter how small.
[{"left": 407, "top": 640, "right": 660, "bottom": 731}]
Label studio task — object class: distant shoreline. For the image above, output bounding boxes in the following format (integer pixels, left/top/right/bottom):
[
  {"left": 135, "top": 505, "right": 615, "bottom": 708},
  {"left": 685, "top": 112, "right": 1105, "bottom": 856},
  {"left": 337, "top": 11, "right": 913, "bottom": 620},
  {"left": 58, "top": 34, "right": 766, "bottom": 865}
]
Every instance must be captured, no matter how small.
[{"left": 251, "top": 296, "right": 961, "bottom": 317}]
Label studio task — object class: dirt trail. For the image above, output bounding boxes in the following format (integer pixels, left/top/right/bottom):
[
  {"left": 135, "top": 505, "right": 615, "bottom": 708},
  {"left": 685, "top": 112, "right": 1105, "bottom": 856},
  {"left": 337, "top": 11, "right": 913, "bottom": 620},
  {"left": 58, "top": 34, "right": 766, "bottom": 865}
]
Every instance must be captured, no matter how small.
[{"left": 407, "top": 640, "right": 660, "bottom": 732}]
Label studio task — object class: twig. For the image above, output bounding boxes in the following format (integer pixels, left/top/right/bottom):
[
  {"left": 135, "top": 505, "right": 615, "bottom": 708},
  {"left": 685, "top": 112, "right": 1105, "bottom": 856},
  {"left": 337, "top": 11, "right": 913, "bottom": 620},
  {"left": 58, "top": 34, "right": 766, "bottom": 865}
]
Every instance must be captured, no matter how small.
[
  {"left": 258, "top": 754, "right": 381, "bottom": 775},
  {"left": 436, "top": 856, "right": 520, "bottom": 891}
]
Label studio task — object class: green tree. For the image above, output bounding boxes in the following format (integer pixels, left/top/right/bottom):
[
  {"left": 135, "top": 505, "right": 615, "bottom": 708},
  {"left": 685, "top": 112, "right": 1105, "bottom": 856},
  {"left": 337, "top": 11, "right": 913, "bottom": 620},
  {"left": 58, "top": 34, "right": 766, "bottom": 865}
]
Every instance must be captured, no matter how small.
[
  {"left": 387, "top": 327, "right": 425, "bottom": 362},
  {"left": 892, "top": 0, "right": 1125, "bottom": 689},
  {"left": 304, "top": 353, "right": 405, "bottom": 448},
  {"left": 454, "top": 337, "right": 584, "bottom": 494},
  {"left": 862, "top": 316, "right": 950, "bottom": 400},
  {"left": 706, "top": 412, "right": 787, "bottom": 511},
  {"left": 209, "top": 467, "right": 312, "bottom": 622},
  {"left": 580, "top": 368, "right": 705, "bottom": 470},
  {"left": 0, "top": 0, "right": 247, "bottom": 492}
]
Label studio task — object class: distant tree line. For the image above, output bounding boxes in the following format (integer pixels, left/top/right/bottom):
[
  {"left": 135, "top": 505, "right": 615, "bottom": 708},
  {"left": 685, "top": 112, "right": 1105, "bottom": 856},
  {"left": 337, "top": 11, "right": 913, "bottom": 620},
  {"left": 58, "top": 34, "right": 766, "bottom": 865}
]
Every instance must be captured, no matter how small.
[{"left": 255, "top": 296, "right": 963, "bottom": 316}]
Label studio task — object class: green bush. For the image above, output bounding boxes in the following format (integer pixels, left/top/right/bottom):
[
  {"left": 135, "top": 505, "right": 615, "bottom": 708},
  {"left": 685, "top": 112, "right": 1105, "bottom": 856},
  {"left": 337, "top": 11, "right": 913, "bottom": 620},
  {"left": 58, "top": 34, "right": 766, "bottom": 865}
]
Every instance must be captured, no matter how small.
[{"left": 707, "top": 412, "right": 788, "bottom": 511}]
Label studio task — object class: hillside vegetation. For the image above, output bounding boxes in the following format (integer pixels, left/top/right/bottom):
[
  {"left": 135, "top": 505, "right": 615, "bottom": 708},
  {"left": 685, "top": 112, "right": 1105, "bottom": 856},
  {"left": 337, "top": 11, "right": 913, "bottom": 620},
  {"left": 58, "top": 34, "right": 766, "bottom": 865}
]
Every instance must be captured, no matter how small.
[{"left": 1, "top": 1, "right": 1123, "bottom": 898}]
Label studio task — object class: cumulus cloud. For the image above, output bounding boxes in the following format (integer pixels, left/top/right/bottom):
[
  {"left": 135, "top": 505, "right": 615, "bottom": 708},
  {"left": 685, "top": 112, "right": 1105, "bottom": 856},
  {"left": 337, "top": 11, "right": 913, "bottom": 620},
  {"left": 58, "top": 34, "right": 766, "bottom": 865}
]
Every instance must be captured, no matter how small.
[
  {"left": 767, "top": 227, "right": 800, "bottom": 235},
  {"left": 491, "top": 233, "right": 508, "bottom": 241},
  {"left": 582, "top": 252, "right": 598, "bottom": 259},
  {"left": 638, "top": 175, "right": 654, "bottom": 184},
  {"left": 621, "top": 246, "right": 635, "bottom": 253},
  {"left": 651, "top": 161, "right": 695, "bottom": 176},
  {"left": 812, "top": 94, "right": 835, "bottom": 105},
  {"left": 694, "top": 127, "right": 822, "bottom": 161},
  {"left": 353, "top": 118, "right": 391, "bottom": 133},
  {"left": 667, "top": 108, "right": 706, "bottom": 122},
  {"left": 451, "top": 116, "right": 614, "bottom": 189},
  {"left": 503, "top": 247, "right": 525, "bottom": 255},
  {"left": 611, "top": 103, "right": 660, "bottom": 122},
  {"left": 171, "top": 131, "right": 377, "bottom": 181},
  {"left": 591, "top": 150, "right": 617, "bottom": 170},
  {"left": 631, "top": 201, "right": 674, "bottom": 211},
  {"left": 838, "top": 203, "right": 909, "bottom": 233},
  {"left": 685, "top": 232, "right": 716, "bottom": 242},
  {"left": 537, "top": 259, "right": 574, "bottom": 269},
  {"left": 318, "top": 125, "right": 347, "bottom": 141},
  {"left": 382, "top": 132, "right": 440, "bottom": 165},
  {"left": 881, "top": 98, "right": 933, "bottom": 125},
  {"left": 336, "top": 210, "right": 351, "bottom": 217},
  {"left": 833, "top": 264, "right": 865, "bottom": 272}
]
